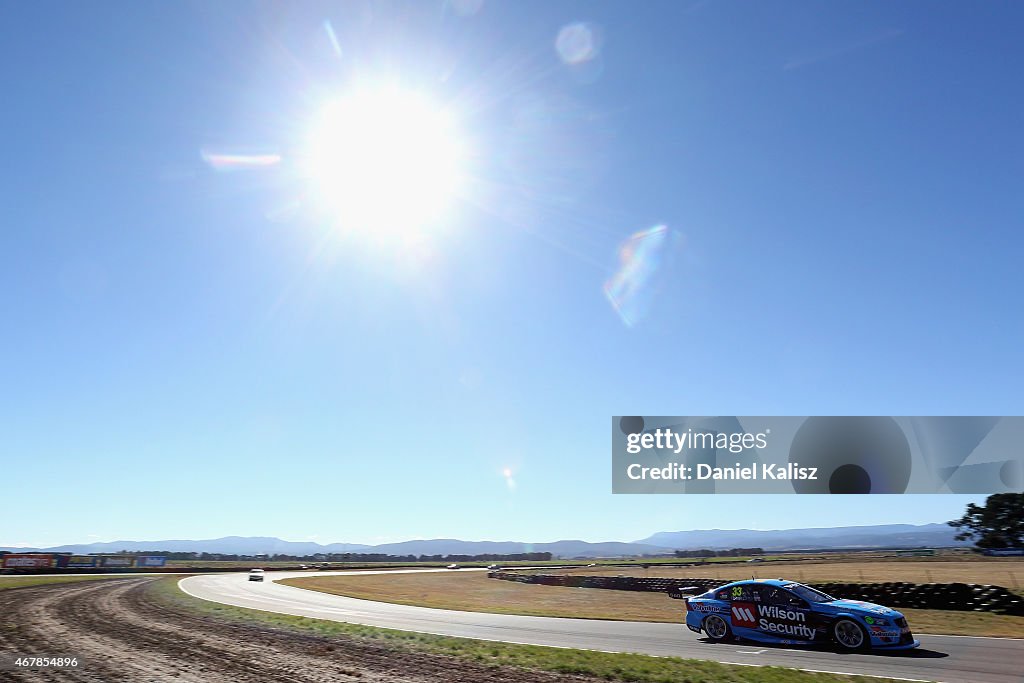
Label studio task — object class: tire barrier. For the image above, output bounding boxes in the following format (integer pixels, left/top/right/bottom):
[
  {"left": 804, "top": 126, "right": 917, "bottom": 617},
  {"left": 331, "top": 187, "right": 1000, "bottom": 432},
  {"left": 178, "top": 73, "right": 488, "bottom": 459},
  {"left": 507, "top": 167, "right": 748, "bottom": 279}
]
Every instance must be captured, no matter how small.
[{"left": 487, "top": 572, "right": 1024, "bottom": 616}]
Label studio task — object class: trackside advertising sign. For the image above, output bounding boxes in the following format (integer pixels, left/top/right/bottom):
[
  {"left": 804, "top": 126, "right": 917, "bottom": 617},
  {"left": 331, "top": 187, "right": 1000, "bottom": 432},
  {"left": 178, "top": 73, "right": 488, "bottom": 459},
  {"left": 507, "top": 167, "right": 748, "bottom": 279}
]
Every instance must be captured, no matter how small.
[
  {"left": 99, "top": 556, "right": 135, "bottom": 567},
  {"left": 613, "top": 416, "right": 1024, "bottom": 494},
  {"left": 136, "top": 556, "right": 167, "bottom": 567},
  {"left": 1, "top": 554, "right": 57, "bottom": 568},
  {"left": 66, "top": 556, "right": 99, "bottom": 568}
]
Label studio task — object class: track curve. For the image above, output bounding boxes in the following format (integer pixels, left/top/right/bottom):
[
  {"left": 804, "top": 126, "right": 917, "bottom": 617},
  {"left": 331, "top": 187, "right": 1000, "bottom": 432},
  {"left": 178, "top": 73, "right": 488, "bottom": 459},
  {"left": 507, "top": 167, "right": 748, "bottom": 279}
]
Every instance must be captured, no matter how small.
[{"left": 181, "top": 570, "right": 1024, "bottom": 683}]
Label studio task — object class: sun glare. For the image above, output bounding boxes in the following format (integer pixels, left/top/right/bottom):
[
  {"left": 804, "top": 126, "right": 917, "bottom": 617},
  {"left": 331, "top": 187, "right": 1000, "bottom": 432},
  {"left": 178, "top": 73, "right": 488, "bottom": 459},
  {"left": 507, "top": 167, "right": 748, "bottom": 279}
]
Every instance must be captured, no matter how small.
[{"left": 303, "top": 86, "right": 465, "bottom": 242}]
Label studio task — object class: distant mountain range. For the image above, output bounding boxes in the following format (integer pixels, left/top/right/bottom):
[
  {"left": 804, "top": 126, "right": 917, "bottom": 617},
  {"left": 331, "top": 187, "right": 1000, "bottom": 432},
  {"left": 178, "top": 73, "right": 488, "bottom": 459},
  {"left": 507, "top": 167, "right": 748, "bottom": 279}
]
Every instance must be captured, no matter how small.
[
  {"left": 365, "top": 539, "right": 670, "bottom": 557},
  {"left": 0, "top": 537, "right": 373, "bottom": 557},
  {"left": 635, "top": 523, "right": 968, "bottom": 551},
  {"left": 1, "top": 523, "right": 968, "bottom": 557}
]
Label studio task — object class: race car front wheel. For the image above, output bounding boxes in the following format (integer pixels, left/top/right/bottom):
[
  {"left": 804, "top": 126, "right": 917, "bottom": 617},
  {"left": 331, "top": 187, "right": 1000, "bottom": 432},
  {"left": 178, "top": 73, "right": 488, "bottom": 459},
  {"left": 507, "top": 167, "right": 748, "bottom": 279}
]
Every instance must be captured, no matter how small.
[
  {"left": 703, "top": 614, "right": 733, "bottom": 642},
  {"left": 832, "top": 618, "right": 868, "bottom": 651}
]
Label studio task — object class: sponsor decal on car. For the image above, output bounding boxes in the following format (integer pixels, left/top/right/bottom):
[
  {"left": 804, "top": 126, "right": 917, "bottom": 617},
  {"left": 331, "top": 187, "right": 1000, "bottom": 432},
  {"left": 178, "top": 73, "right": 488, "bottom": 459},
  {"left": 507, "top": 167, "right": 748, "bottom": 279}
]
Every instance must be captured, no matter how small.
[
  {"left": 755, "top": 605, "right": 816, "bottom": 639},
  {"left": 731, "top": 602, "right": 758, "bottom": 628},
  {"left": 733, "top": 602, "right": 816, "bottom": 639},
  {"left": 870, "top": 626, "right": 901, "bottom": 638},
  {"left": 690, "top": 602, "right": 727, "bottom": 613}
]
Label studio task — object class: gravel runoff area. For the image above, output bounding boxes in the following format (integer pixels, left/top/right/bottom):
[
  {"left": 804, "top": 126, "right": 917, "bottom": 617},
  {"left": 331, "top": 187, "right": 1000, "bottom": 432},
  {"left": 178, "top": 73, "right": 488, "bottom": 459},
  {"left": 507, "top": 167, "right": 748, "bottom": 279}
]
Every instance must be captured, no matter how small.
[{"left": 0, "top": 577, "right": 598, "bottom": 683}]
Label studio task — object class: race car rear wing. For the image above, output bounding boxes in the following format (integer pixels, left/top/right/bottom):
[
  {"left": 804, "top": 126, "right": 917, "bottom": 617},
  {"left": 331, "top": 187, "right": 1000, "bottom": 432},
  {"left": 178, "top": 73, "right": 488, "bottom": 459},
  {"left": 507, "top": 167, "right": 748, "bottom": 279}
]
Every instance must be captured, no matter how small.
[{"left": 666, "top": 586, "right": 701, "bottom": 600}]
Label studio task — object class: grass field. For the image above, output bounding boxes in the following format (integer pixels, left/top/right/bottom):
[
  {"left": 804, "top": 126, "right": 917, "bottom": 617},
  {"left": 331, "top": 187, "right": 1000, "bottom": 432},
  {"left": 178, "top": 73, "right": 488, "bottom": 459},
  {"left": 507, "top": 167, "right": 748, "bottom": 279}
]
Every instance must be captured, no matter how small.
[
  {"left": 280, "top": 571, "right": 1024, "bottom": 638},
  {"left": 153, "top": 578, "right": 905, "bottom": 683},
  {"left": 0, "top": 574, "right": 141, "bottom": 591},
  {"left": 551, "top": 560, "right": 1024, "bottom": 589}
]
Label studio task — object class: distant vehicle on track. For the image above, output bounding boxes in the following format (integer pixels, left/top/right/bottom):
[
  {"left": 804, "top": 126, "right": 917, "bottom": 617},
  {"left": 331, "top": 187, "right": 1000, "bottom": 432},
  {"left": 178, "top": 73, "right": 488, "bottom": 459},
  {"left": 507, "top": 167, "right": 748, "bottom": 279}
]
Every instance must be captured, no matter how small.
[
  {"left": 672, "top": 579, "right": 919, "bottom": 651},
  {"left": 446, "top": 563, "right": 460, "bottom": 569},
  {"left": 248, "top": 569, "right": 265, "bottom": 582},
  {"left": 487, "top": 564, "right": 500, "bottom": 570}
]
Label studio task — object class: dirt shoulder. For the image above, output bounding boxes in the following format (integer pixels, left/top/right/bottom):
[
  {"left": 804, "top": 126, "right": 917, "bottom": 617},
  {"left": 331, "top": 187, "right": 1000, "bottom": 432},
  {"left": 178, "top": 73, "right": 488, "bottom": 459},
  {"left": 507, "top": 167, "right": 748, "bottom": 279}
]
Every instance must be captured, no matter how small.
[
  {"left": 0, "top": 577, "right": 589, "bottom": 683},
  {"left": 0, "top": 575, "right": 139, "bottom": 592}
]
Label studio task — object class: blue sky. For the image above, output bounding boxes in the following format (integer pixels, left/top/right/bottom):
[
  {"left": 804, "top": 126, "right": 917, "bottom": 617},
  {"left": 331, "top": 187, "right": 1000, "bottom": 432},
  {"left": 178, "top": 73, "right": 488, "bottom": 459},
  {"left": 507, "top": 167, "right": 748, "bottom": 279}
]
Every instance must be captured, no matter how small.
[{"left": 2, "top": 1, "right": 1019, "bottom": 548}]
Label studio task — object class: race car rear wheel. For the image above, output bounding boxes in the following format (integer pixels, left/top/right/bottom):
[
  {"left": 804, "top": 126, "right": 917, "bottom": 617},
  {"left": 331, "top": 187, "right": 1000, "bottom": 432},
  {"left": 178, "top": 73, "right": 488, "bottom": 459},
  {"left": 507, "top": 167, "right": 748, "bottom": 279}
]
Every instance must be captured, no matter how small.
[
  {"left": 832, "top": 618, "right": 868, "bottom": 651},
  {"left": 703, "top": 614, "right": 732, "bottom": 642}
]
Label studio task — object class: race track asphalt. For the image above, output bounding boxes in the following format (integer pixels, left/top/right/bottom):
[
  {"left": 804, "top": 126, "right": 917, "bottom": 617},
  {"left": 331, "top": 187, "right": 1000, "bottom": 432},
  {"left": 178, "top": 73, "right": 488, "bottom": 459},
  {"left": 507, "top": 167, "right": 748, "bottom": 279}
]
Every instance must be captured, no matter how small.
[{"left": 179, "top": 569, "right": 1024, "bottom": 683}]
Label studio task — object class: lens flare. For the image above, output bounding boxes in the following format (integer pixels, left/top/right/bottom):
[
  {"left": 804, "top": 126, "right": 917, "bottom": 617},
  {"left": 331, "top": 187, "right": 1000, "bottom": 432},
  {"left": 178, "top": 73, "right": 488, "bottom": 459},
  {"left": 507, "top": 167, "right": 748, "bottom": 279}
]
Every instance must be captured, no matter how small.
[
  {"left": 555, "top": 23, "right": 600, "bottom": 65},
  {"left": 202, "top": 150, "right": 282, "bottom": 171},
  {"left": 604, "top": 224, "right": 680, "bottom": 327},
  {"left": 323, "top": 20, "right": 343, "bottom": 57}
]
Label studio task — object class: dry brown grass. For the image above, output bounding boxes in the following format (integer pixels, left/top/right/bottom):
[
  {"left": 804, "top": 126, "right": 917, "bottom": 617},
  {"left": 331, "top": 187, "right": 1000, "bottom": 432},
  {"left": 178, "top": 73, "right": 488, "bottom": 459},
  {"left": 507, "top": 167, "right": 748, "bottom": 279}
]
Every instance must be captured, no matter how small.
[
  {"left": 555, "top": 560, "right": 1024, "bottom": 588},
  {"left": 280, "top": 570, "right": 1024, "bottom": 638},
  {"left": 282, "top": 571, "right": 679, "bottom": 621}
]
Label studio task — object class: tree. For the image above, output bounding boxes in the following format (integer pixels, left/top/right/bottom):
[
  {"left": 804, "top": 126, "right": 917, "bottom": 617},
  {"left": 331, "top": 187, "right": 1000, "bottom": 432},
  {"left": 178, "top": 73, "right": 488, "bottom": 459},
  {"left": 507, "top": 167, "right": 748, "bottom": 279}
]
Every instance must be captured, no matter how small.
[{"left": 948, "top": 493, "right": 1024, "bottom": 549}]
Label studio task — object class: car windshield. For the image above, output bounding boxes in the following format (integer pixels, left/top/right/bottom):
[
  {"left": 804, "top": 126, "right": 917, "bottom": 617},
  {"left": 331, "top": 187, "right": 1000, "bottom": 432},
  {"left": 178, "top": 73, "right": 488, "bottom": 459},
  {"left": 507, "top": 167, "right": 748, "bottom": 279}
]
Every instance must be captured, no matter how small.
[{"left": 784, "top": 583, "right": 834, "bottom": 603}]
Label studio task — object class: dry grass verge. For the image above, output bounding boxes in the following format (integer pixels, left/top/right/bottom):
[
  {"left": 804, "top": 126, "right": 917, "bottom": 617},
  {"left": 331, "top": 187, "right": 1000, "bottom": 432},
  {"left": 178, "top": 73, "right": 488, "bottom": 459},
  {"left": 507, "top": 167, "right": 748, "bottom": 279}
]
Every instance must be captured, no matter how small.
[{"left": 555, "top": 560, "right": 1024, "bottom": 588}]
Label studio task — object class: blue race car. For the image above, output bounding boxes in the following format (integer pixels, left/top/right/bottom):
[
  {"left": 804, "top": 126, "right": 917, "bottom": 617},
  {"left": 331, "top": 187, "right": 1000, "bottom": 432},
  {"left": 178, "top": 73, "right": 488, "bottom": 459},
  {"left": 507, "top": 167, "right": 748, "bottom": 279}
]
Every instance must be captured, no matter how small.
[{"left": 672, "top": 579, "right": 919, "bottom": 651}]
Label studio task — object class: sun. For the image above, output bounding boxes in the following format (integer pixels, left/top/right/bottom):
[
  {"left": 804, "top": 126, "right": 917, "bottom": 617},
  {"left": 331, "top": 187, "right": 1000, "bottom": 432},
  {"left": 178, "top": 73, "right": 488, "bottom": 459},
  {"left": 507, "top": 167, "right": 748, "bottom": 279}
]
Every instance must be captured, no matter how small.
[{"left": 303, "top": 85, "right": 466, "bottom": 243}]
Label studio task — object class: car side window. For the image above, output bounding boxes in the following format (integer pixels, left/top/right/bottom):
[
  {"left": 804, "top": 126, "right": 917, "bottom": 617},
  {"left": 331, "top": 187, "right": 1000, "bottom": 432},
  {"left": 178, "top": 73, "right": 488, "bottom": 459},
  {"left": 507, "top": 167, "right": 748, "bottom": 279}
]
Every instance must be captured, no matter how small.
[
  {"left": 727, "top": 584, "right": 754, "bottom": 602},
  {"left": 764, "top": 587, "right": 807, "bottom": 609}
]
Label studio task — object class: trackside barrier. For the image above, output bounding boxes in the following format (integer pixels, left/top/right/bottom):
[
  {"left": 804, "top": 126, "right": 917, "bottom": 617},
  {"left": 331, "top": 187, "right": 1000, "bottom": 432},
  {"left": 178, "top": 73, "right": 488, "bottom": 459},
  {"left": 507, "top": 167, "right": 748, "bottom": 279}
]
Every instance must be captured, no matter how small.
[{"left": 486, "top": 572, "right": 1024, "bottom": 616}]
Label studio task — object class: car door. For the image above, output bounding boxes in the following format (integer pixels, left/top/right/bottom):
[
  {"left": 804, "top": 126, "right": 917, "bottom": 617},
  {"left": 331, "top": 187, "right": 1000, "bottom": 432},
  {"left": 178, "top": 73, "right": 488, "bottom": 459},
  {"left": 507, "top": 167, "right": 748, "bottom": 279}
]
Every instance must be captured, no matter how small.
[
  {"left": 725, "top": 583, "right": 760, "bottom": 633},
  {"left": 754, "top": 586, "right": 818, "bottom": 641}
]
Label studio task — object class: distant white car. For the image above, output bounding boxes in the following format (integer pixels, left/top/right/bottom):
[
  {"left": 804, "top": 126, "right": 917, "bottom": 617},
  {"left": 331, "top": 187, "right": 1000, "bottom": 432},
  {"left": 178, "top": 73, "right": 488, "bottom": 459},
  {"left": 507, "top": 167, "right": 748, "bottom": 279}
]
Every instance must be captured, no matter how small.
[
  {"left": 487, "top": 564, "right": 500, "bottom": 570},
  {"left": 248, "top": 568, "right": 265, "bottom": 582},
  {"left": 446, "top": 563, "right": 459, "bottom": 569}
]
